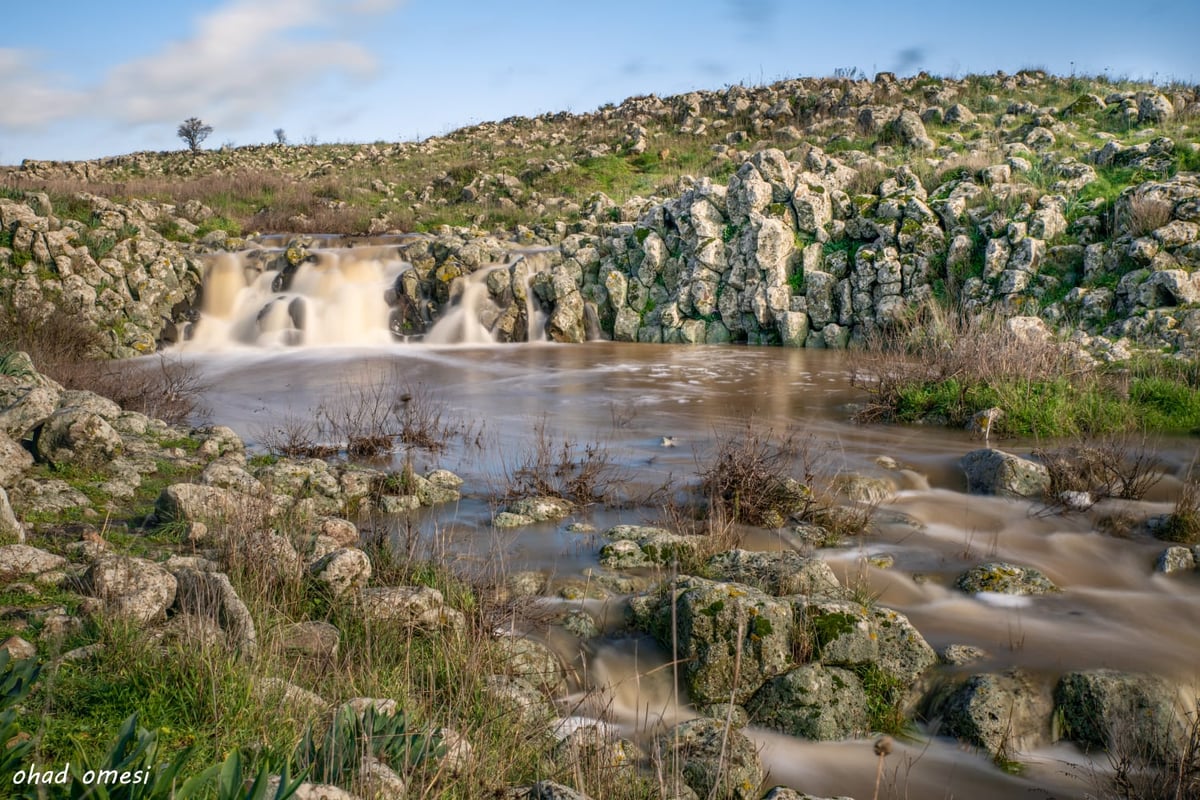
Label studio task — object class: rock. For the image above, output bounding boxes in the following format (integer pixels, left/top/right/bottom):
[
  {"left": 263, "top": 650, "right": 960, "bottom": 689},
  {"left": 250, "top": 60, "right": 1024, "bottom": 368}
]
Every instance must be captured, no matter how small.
[
  {"left": 85, "top": 556, "right": 177, "bottom": 623},
  {"left": 955, "top": 562, "right": 1058, "bottom": 595},
  {"left": 506, "top": 496, "right": 573, "bottom": 522},
  {"left": 255, "top": 678, "right": 330, "bottom": 721},
  {"left": 199, "top": 460, "right": 265, "bottom": 496},
  {"left": 158, "top": 613, "right": 226, "bottom": 649},
  {"left": 600, "top": 525, "right": 702, "bottom": 567},
  {"left": 659, "top": 578, "right": 793, "bottom": 705},
  {"left": 275, "top": 782, "right": 357, "bottom": 800},
  {"left": 705, "top": 549, "right": 843, "bottom": 597},
  {"left": 172, "top": 567, "right": 258, "bottom": 658},
  {"left": 493, "top": 511, "right": 535, "bottom": 528},
  {"left": 800, "top": 600, "right": 937, "bottom": 684},
  {"left": 156, "top": 483, "right": 255, "bottom": 526},
  {"left": 1, "top": 635, "right": 36, "bottom": 659},
  {"left": 886, "top": 111, "right": 935, "bottom": 151},
  {"left": 941, "top": 644, "right": 989, "bottom": 666},
  {"left": 558, "top": 609, "right": 599, "bottom": 639},
  {"left": 494, "top": 636, "right": 566, "bottom": 694},
  {"left": 0, "top": 385, "right": 60, "bottom": 440},
  {"left": 655, "top": 717, "right": 763, "bottom": 800},
  {"left": 830, "top": 474, "right": 894, "bottom": 503},
  {"left": 483, "top": 674, "right": 554, "bottom": 728},
  {"left": 0, "top": 433, "right": 33, "bottom": 486},
  {"left": 34, "top": 409, "right": 122, "bottom": 468},
  {"left": 361, "top": 585, "right": 455, "bottom": 629},
  {"left": 551, "top": 722, "right": 641, "bottom": 777},
  {"left": 747, "top": 664, "right": 870, "bottom": 740},
  {"left": 1156, "top": 546, "right": 1196, "bottom": 573},
  {"left": 0, "top": 544, "right": 67, "bottom": 579},
  {"left": 520, "top": 781, "right": 593, "bottom": 800},
  {"left": 358, "top": 757, "right": 406, "bottom": 799},
  {"left": 309, "top": 548, "right": 372, "bottom": 598},
  {"left": 928, "top": 670, "right": 1053, "bottom": 757},
  {"left": 0, "top": 489, "right": 26, "bottom": 545},
  {"left": 10, "top": 478, "right": 89, "bottom": 516},
  {"left": 959, "top": 449, "right": 1050, "bottom": 498},
  {"left": 1138, "top": 92, "right": 1175, "bottom": 123},
  {"left": 760, "top": 789, "right": 855, "bottom": 800},
  {"left": 1055, "top": 670, "right": 1184, "bottom": 763}
]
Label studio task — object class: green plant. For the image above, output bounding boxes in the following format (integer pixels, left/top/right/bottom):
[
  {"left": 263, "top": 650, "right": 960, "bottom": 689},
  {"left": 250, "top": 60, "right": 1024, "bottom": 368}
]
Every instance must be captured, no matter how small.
[{"left": 293, "top": 704, "right": 444, "bottom": 786}]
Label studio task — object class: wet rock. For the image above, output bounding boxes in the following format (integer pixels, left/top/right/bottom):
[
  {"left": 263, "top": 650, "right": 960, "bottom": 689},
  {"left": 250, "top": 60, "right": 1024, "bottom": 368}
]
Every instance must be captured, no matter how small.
[
  {"left": 1055, "top": 670, "right": 1184, "bottom": 762},
  {"left": 705, "top": 549, "right": 844, "bottom": 597},
  {"left": 309, "top": 548, "right": 372, "bottom": 598},
  {"left": 506, "top": 496, "right": 573, "bottom": 522},
  {"left": 1156, "top": 546, "right": 1196, "bottom": 573},
  {"left": 85, "top": 555, "right": 177, "bottom": 623},
  {"left": 927, "top": 670, "right": 1053, "bottom": 757},
  {"left": 799, "top": 599, "right": 937, "bottom": 684},
  {"left": 660, "top": 577, "right": 793, "bottom": 705},
  {"left": 172, "top": 567, "right": 258, "bottom": 658},
  {"left": 955, "top": 562, "right": 1058, "bottom": 595},
  {"left": 941, "top": 644, "right": 990, "bottom": 666},
  {"left": 0, "top": 544, "right": 67, "bottom": 579},
  {"left": 959, "top": 449, "right": 1050, "bottom": 498},
  {"left": 830, "top": 474, "right": 894, "bottom": 503},
  {"left": 655, "top": 717, "right": 763, "bottom": 800},
  {"left": 600, "top": 525, "right": 701, "bottom": 567},
  {"left": 747, "top": 664, "right": 870, "bottom": 740}
]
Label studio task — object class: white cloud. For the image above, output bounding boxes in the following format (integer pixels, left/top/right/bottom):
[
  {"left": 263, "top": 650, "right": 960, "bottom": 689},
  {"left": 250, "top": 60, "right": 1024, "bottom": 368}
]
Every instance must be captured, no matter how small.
[
  {"left": 0, "top": 0, "right": 403, "bottom": 134},
  {"left": 0, "top": 49, "right": 87, "bottom": 129}
]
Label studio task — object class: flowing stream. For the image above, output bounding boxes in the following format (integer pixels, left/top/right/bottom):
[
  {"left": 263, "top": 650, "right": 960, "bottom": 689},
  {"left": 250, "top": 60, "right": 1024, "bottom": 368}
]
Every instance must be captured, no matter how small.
[{"left": 161, "top": 245, "right": 1200, "bottom": 799}]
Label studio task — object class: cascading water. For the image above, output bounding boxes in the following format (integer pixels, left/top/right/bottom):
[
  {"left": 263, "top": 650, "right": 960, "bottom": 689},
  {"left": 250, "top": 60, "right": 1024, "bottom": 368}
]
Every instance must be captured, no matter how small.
[{"left": 179, "top": 243, "right": 556, "bottom": 349}]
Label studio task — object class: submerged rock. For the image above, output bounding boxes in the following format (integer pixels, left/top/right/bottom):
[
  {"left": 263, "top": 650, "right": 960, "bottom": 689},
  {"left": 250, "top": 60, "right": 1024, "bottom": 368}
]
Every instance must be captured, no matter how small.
[{"left": 956, "top": 562, "right": 1059, "bottom": 595}]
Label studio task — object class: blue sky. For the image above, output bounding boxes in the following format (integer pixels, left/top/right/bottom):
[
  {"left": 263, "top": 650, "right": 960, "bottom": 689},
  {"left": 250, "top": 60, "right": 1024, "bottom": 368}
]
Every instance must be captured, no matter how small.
[{"left": 1, "top": 0, "right": 1197, "bottom": 164}]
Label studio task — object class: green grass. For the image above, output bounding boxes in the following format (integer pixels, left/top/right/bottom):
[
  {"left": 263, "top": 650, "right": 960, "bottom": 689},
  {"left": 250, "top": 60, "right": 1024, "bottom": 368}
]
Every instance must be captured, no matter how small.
[{"left": 891, "top": 374, "right": 1200, "bottom": 438}]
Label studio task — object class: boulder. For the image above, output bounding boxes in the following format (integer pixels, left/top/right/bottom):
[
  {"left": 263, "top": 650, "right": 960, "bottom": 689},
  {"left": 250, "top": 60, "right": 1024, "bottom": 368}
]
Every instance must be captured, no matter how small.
[
  {"left": 705, "top": 549, "right": 843, "bottom": 598},
  {"left": 660, "top": 577, "right": 793, "bottom": 704},
  {"left": 600, "top": 525, "right": 702, "bottom": 568},
  {"left": 0, "top": 385, "right": 60, "bottom": 440},
  {"left": 309, "top": 548, "right": 372, "bottom": 598},
  {"left": 1055, "top": 670, "right": 1184, "bottom": 763},
  {"left": 747, "top": 664, "right": 870, "bottom": 740},
  {"left": 799, "top": 600, "right": 937, "bottom": 684},
  {"left": 0, "top": 544, "right": 67, "bottom": 579},
  {"left": 886, "top": 111, "right": 935, "bottom": 151},
  {"left": 0, "top": 433, "right": 33, "bottom": 486},
  {"left": 34, "top": 409, "right": 123, "bottom": 467},
  {"left": 1155, "top": 546, "right": 1196, "bottom": 573},
  {"left": 955, "top": 562, "right": 1058, "bottom": 595},
  {"left": 959, "top": 449, "right": 1050, "bottom": 498},
  {"left": 85, "top": 556, "right": 177, "bottom": 623},
  {"left": 506, "top": 496, "right": 573, "bottom": 522},
  {"left": 172, "top": 567, "right": 258, "bottom": 658},
  {"left": 655, "top": 717, "right": 763, "bottom": 800},
  {"left": 927, "top": 670, "right": 1053, "bottom": 757},
  {"left": 493, "top": 636, "right": 566, "bottom": 694},
  {"left": 155, "top": 483, "right": 252, "bottom": 525},
  {"left": 483, "top": 674, "right": 554, "bottom": 728}
]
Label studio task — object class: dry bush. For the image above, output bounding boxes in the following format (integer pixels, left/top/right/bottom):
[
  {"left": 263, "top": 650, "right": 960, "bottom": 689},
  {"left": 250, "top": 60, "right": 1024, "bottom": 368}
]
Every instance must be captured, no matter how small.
[
  {"left": 0, "top": 305, "right": 205, "bottom": 425},
  {"left": 1093, "top": 700, "right": 1200, "bottom": 800},
  {"left": 1159, "top": 461, "right": 1200, "bottom": 544},
  {"left": 1035, "top": 436, "right": 1164, "bottom": 509},
  {"left": 1124, "top": 194, "right": 1175, "bottom": 238},
  {"left": 698, "top": 422, "right": 814, "bottom": 528},
  {"left": 502, "top": 418, "right": 626, "bottom": 506}
]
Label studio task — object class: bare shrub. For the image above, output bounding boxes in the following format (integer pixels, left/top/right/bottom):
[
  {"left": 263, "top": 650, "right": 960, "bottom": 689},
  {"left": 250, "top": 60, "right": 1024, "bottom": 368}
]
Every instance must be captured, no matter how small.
[
  {"left": 502, "top": 418, "right": 625, "bottom": 506},
  {"left": 1091, "top": 700, "right": 1200, "bottom": 800},
  {"left": 1035, "top": 436, "right": 1165, "bottom": 510},
  {"left": 1159, "top": 461, "right": 1200, "bottom": 544},
  {"left": 698, "top": 422, "right": 814, "bottom": 528}
]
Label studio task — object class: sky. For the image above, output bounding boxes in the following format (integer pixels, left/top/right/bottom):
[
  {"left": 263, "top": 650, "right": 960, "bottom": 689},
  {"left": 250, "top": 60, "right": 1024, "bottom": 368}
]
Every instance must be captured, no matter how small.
[{"left": 1, "top": 0, "right": 1198, "bottom": 165}]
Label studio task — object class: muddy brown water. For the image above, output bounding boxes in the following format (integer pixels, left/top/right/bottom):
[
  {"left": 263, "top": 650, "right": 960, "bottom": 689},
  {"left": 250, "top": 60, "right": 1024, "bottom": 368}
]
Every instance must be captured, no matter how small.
[{"left": 139, "top": 340, "right": 1200, "bottom": 800}]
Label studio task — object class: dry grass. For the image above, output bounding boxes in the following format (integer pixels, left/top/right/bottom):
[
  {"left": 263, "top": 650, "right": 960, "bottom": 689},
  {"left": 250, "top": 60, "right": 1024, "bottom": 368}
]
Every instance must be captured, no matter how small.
[
  {"left": 1124, "top": 194, "right": 1175, "bottom": 238},
  {"left": 501, "top": 418, "right": 627, "bottom": 506},
  {"left": 1092, "top": 700, "right": 1200, "bottom": 800},
  {"left": 1159, "top": 461, "right": 1200, "bottom": 545},
  {"left": 697, "top": 422, "right": 814, "bottom": 528}
]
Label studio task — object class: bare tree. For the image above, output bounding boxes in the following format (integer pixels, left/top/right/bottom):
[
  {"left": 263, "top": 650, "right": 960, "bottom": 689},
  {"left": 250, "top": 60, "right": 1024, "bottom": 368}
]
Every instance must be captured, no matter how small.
[{"left": 177, "top": 117, "right": 214, "bottom": 152}]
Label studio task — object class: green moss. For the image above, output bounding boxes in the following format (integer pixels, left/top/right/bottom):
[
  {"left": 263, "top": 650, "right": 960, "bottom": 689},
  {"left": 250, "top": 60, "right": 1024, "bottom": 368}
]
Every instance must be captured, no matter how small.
[{"left": 810, "top": 610, "right": 857, "bottom": 653}]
